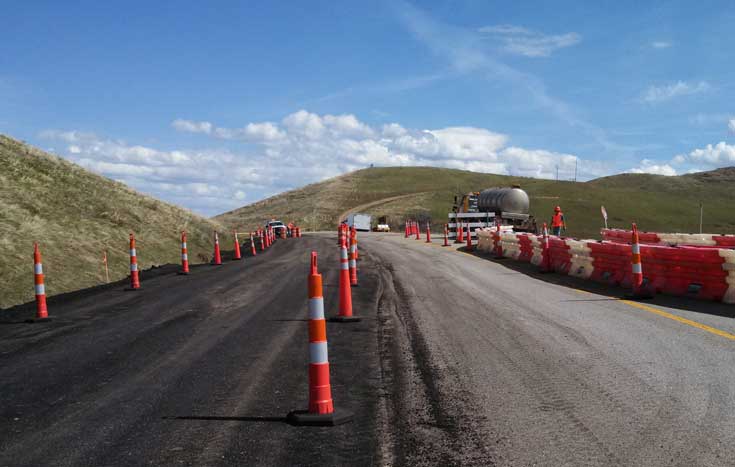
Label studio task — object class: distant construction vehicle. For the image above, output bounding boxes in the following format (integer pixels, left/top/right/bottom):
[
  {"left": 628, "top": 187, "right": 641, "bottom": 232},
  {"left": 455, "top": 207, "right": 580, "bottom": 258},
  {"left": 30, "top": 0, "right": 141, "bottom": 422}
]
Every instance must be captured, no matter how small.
[{"left": 450, "top": 185, "right": 537, "bottom": 239}]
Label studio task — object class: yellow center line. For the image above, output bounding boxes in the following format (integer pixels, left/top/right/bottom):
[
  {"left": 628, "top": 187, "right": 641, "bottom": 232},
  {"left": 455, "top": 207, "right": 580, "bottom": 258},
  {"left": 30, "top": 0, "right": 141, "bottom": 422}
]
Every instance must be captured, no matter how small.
[
  {"left": 619, "top": 299, "right": 735, "bottom": 341},
  {"left": 409, "top": 238, "right": 735, "bottom": 342}
]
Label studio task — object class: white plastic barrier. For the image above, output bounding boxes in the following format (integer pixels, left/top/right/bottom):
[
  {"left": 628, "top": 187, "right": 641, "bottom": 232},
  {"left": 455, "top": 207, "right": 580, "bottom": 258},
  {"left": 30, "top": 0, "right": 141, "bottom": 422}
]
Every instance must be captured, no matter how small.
[{"left": 719, "top": 249, "right": 735, "bottom": 303}]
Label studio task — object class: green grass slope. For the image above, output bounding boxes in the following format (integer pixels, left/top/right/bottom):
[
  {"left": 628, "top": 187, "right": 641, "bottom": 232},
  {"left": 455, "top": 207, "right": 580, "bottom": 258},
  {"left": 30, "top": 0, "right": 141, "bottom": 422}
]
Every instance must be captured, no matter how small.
[
  {"left": 216, "top": 166, "right": 735, "bottom": 241},
  {"left": 0, "top": 135, "right": 224, "bottom": 309}
]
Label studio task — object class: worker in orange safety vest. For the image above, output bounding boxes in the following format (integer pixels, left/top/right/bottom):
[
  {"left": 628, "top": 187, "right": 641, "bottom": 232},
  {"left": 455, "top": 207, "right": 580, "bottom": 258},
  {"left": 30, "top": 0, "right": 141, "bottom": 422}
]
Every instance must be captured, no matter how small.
[{"left": 550, "top": 206, "right": 566, "bottom": 236}]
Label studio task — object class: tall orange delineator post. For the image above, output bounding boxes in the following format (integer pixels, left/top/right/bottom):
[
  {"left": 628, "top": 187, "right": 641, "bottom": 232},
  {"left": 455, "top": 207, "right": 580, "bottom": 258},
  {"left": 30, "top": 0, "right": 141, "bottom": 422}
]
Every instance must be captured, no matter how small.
[
  {"left": 628, "top": 223, "right": 653, "bottom": 299},
  {"left": 443, "top": 223, "right": 449, "bottom": 246},
  {"left": 179, "top": 231, "right": 190, "bottom": 274},
  {"left": 330, "top": 230, "right": 360, "bottom": 323},
  {"left": 352, "top": 226, "right": 359, "bottom": 261},
  {"left": 233, "top": 231, "right": 242, "bottom": 260},
  {"left": 349, "top": 227, "right": 358, "bottom": 287},
  {"left": 250, "top": 232, "right": 257, "bottom": 256},
  {"left": 127, "top": 233, "right": 141, "bottom": 290},
  {"left": 456, "top": 220, "right": 464, "bottom": 243},
  {"left": 287, "top": 252, "right": 353, "bottom": 426},
  {"left": 414, "top": 221, "right": 421, "bottom": 240},
  {"left": 213, "top": 231, "right": 222, "bottom": 265},
  {"left": 28, "top": 243, "right": 51, "bottom": 322}
]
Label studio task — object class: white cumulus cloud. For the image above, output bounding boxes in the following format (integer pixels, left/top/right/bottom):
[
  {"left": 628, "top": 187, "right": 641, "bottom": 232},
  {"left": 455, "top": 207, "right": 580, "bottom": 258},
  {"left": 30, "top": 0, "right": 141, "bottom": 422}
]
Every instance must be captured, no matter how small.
[
  {"left": 642, "top": 81, "right": 710, "bottom": 103},
  {"left": 43, "top": 110, "right": 604, "bottom": 216},
  {"left": 628, "top": 159, "right": 677, "bottom": 176},
  {"left": 679, "top": 142, "right": 735, "bottom": 166}
]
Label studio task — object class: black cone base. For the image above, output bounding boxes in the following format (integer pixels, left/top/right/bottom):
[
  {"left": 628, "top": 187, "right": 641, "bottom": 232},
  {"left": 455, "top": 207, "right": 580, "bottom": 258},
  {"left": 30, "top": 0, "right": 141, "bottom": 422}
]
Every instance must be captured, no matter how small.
[
  {"left": 25, "top": 316, "right": 53, "bottom": 323},
  {"left": 329, "top": 315, "right": 361, "bottom": 323},
  {"left": 286, "top": 409, "right": 353, "bottom": 426}
]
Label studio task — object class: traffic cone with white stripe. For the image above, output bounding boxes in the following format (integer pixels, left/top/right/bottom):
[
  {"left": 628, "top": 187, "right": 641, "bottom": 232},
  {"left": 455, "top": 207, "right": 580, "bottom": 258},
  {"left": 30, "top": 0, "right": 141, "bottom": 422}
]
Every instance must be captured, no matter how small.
[
  {"left": 250, "top": 232, "right": 257, "bottom": 256},
  {"left": 178, "top": 231, "right": 190, "bottom": 275},
  {"left": 456, "top": 220, "right": 464, "bottom": 243},
  {"left": 287, "top": 252, "right": 353, "bottom": 426},
  {"left": 415, "top": 221, "right": 420, "bottom": 240},
  {"left": 259, "top": 229, "right": 265, "bottom": 251},
  {"left": 126, "top": 233, "right": 141, "bottom": 290},
  {"left": 443, "top": 223, "right": 449, "bottom": 246},
  {"left": 351, "top": 226, "right": 359, "bottom": 261},
  {"left": 27, "top": 243, "right": 51, "bottom": 322},
  {"left": 233, "top": 231, "right": 242, "bottom": 260},
  {"left": 330, "top": 232, "right": 360, "bottom": 322},
  {"left": 213, "top": 231, "right": 222, "bottom": 265},
  {"left": 349, "top": 228, "right": 358, "bottom": 287},
  {"left": 627, "top": 223, "right": 653, "bottom": 299}
]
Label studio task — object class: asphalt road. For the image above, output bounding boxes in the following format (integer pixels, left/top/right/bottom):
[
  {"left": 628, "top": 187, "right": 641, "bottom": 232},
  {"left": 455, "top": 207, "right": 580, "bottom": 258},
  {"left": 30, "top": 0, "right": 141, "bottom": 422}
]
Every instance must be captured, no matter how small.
[
  {"left": 364, "top": 232, "right": 735, "bottom": 467},
  {"left": 0, "top": 236, "right": 384, "bottom": 466},
  {"left": 2, "top": 232, "right": 735, "bottom": 466}
]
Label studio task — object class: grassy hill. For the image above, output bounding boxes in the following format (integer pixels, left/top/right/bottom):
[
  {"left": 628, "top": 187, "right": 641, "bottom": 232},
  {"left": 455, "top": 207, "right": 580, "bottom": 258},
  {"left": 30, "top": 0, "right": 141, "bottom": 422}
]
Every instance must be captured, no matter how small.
[
  {"left": 0, "top": 135, "right": 224, "bottom": 309},
  {"left": 216, "top": 166, "right": 735, "bottom": 240}
]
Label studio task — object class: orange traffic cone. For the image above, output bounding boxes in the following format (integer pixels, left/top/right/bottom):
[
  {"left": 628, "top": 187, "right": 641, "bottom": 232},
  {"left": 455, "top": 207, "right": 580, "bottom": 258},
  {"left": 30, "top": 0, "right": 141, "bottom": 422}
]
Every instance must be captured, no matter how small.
[
  {"left": 233, "top": 231, "right": 242, "bottom": 260},
  {"left": 456, "top": 220, "right": 464, "bottom": 243},
  {"left": 178, "top": 231, "right": 190, "bottom": 274},
  {"left": 27, "top": 243, "right": 51, "bottom": 322},
  {"left": 250, "top": 232, "right": 257, "bottom": 256},
  {"left": 349, "top": 228, "right": 358, "bottom": 287},
  {"left": 287, "top": 252, "right": 353, "bottom": 426},
  {"left": 352, "top": 226, "right": 359, "bottom": 261},
  {"left": 627, "top": 223, "right": 653, "bottom": 299},
  {"left": 443, "top": 223, "right": 449, "bottom": 246},
  {"left": 126, "top": 233, "right": 141, "bottom": 290},
  {"left": 213, "top": 231, "right": 222, "bottom": 265},
  {"left": 330, "top": 233, "right": 360, "bottom": 322}
]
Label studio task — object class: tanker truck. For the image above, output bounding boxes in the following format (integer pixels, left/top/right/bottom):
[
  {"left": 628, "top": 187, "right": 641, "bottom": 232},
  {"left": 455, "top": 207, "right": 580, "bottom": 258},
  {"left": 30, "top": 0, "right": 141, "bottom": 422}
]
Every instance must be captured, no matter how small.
[{"left": 449, "top": 185, "right": 537, "bottom": 240}]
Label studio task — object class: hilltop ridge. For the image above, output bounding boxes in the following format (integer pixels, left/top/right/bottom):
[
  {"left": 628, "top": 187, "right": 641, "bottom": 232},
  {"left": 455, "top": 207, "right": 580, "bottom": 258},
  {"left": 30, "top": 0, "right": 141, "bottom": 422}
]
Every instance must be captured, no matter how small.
[{"left": 216, "top": 165, "right": 735, "bottom": 239}]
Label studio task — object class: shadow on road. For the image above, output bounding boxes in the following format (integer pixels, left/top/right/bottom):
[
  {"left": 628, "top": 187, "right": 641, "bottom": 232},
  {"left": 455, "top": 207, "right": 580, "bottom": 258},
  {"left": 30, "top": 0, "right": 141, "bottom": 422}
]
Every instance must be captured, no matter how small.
[
  {"left": 461, "top": 247, "right": 735, "bottom": 319},
  {"left": 164, "top": 415, "right": 289, "bottom": 424}
]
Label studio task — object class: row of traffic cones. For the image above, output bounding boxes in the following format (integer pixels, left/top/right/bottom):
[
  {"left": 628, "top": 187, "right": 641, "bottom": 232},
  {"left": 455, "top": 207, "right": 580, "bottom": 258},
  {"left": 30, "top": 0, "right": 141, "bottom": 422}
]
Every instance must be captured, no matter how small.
[
  {"left": 289, "top": 224, "right": 366, "bottom": 426},
  {"left": 26, "top": 226, "right": 304, "bottom": 320}
]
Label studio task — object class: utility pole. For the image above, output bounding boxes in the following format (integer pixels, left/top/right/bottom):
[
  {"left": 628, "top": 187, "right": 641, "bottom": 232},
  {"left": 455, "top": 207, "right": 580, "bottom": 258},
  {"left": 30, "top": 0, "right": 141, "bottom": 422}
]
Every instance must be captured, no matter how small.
[{"left": 699, "top": 202, "right": 703, "bottom": 234}]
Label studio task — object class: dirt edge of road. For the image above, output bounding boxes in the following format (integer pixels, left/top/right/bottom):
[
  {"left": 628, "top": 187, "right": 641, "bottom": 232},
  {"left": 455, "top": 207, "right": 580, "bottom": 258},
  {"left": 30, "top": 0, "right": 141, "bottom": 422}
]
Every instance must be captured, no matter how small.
[{"left": 372, "top": 253, "right": 496, "bottom": 467}]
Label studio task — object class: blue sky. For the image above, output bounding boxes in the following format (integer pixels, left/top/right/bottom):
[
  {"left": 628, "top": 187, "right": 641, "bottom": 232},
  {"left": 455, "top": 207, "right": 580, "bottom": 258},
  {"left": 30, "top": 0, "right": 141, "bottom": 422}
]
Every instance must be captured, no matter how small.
[{"left": 2, "top": 1, "right": 735, "bottom": 215}]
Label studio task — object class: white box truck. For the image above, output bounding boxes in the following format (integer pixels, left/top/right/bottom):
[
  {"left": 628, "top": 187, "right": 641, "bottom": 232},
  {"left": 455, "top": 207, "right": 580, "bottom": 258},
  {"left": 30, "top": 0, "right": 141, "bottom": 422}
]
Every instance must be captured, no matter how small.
[{"left": 346, "top": 213, "right": 371, "bottom": 232}]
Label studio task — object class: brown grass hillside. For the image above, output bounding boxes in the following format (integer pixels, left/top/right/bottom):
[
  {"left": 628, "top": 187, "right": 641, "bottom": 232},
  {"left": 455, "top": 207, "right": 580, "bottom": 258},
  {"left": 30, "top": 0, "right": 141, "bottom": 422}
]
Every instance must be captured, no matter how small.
[{"left": 0, "top": 135, "right": 225, "bottom": 309}]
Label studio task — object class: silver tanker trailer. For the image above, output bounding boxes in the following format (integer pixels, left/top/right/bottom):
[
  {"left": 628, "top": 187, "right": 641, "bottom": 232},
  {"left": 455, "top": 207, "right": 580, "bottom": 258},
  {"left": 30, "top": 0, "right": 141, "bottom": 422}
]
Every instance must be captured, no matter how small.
[{"left": 449, "top": 185, "right": 538, "bottom": 239}]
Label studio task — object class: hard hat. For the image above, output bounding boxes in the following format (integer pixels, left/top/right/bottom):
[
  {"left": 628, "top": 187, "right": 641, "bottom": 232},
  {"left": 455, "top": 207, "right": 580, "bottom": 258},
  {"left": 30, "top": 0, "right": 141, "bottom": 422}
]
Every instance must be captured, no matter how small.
[{"left": 554, "top": 206, "right": 561, "bottom": 212}]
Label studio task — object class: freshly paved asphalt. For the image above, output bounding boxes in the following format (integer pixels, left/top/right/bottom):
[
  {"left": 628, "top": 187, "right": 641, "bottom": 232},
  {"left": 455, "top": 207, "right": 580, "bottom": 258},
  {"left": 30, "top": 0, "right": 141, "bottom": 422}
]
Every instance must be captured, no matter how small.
[
  {"left": 364, "top": 232, "right": 735, "bottom": 466},
  {"left": 2, "top": 231, "right": 734, "bottom": 466}
]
